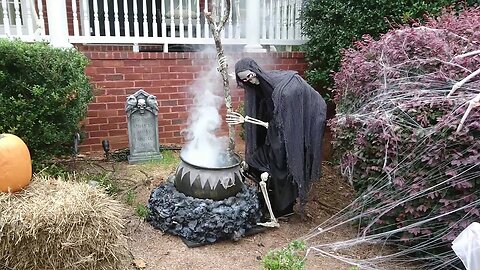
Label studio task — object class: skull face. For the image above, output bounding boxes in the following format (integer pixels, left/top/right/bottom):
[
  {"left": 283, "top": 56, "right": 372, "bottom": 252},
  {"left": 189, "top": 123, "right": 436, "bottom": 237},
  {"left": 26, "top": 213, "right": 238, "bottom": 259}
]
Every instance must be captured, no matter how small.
[
  {"left": 137, "top": 98, "right": 146, "bottom": 109},
  {"left": 237, "top": 70, "right": 260, "bottom": 85}
]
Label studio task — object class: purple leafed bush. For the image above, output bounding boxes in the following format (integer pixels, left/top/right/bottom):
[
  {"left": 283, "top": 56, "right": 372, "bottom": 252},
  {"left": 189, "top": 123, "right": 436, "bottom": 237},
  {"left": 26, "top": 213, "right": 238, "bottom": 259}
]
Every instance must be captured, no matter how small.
[{"left": 331, "top": 6, "right": 480, "bottom": 253}]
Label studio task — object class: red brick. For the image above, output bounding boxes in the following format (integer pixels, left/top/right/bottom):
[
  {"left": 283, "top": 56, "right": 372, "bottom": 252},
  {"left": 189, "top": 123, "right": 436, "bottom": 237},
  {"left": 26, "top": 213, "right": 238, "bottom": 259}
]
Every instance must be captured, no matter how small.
[
  {"left": 98, "top": 110, "right": 119, "bottom": 117},
  {"left": 134, "top": 81, "right": 153, "bottom": 87},
  {"left": 161, "top": 87, "right": 178, "bottom": 93},
  {"left": 107, "top": 102, "right": 125, "bottom": 110},
  {"left": 103, "top": 60, "right": 124, "bottom": 67},
  {"left": 106, "top": 74, "right": 124, "bottom": 81},
  {"left": 143, "top": 73, "right": 162, "bottom": 80},
  {"left": 177, "top": 99, "right": 193, "bottom": 105},
  {"left": 102, "top": 135, "right": 128, "bottom": 144},
  {"left": 159, "top": 107, "right": 171, "bottom": 113},
  {"left": 151, "top": 66, "right": 170, "bottom": 73},
  {"left": 171, "top": 106, "right": 186, "bottom": 112},
  {"left": 96, "top": 96, "right": 117, "bottom": 102},
  {"left": 161, "top": 100, "right": 177, "bottom": 106},
  {"left": 109, "top": 129, "right": 127, "bottom": 136},
  {"left": 94, "top": 67, "right": 116, "bottom": 74},
  {"left": 165, "top": 137, "right": 182, "bottom": 144},
  {"left": 88, "top": 117, "right": 108, "bottom": 124},
  {"left": 165, "top": 125, "right": 181, "bottom": 131},
  {"left": 162, "top": 113, "right": 179, "bottom": 119},
  {"left": 81, "top": 52, "right": 308, "bottom": 150},
  {"left": 90, "top": 74, "right": 106, "bottom": 81},
  {"left": 85, "top": 124, "right": 100, "bottom": 132},
  {"left": 95, "top": 81, "right": 117, "bottom": 89},
  {"left": 177, "top": 73, "right": 194, "bottom": 80},
  {"left": 108, "top": 116, "right": 127, "bottom": 124},
  {"left": 88, "top": 103, "right": 107, "bottom": 110},
  {"left": 159, "top": 131, "right": 174, "bottom": 138},
  {"left": 90, "top": 131, "right": 110, "bottom": 138},
  {"left": 82, "top": 137, "right": 101, "bottom": 145},
  {"left": 125, "top": 74, "right": 143, "bottom": 80},
  {"left": 115, "top": 81, "right": 135, "bottom": 88},
  {"left": 87, "top": 111, "right": 99, "bottom": 117},
  {"left": 133, "top": 66, "right": 152, "bottom": 73},
  {"left": 160, "top": 73, "right": 179, "bottom": 80},
  {"left": 115, "top": 67, "right": 134, "bottom": 73},
  {"left": 159, "top": 119, "right": 172, "bottom": 126},
  {"left": 172, "top": 119, "right": 186, "bottom": 125},
  {"left": 106, "top": 89, "right": 126, "bottom": 95},
  {"left": 169, "top": 93, "right": 187, "bottom": 99},
  {"left": 176, "top": 59, "right": 193, "bottom": 65},
  {"left": 100, "top": 123, "right": 118, "bottom": 130}
]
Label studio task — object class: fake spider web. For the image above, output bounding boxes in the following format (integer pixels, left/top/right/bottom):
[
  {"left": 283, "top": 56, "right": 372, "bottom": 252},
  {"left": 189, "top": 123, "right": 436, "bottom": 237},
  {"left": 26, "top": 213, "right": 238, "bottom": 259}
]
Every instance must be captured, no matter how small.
[{"left": 300, "top": 26, "right": 480, "bottom": 270}]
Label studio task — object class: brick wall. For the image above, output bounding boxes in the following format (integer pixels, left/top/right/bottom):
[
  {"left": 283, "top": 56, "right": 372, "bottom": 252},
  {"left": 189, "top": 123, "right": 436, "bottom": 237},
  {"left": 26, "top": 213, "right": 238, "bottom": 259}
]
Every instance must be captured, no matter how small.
[{"left": 79, "top": 49, "right": 308, "bottom": 153}]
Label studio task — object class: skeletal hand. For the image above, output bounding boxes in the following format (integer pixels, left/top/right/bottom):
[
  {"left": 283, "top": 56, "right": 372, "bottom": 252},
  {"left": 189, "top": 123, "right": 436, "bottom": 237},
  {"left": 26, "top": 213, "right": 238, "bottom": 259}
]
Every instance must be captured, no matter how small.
[
  {"left": 226, "top": 112, "right": 269, "bottom": 129},
  {"left": 226, "top": 111, "right": 245, "bottom": 125}
]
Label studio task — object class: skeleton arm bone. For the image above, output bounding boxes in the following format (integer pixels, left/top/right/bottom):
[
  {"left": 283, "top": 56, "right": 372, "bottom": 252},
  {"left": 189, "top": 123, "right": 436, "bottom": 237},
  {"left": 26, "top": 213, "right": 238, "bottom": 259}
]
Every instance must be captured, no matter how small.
[
  {"left": 448, "top": 67, "right": 480, "bottom": 97},
  {"left": 447, "top": 49, "right": 480, "bottom": 97},
  {"left": 226, "top": 111, "right": 269, "bottom": 129},
  {"left": 456, "top": 93, "right": 480, "bottom": 132},
  {"left": 453, "top": 50, "right": 480, "bottom": 59}
]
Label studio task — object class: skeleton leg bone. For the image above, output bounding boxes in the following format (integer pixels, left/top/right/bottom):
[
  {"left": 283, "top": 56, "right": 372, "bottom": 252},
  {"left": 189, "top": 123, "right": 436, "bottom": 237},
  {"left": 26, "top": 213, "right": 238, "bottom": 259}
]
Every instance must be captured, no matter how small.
[{"left": 257, "top": 172, "right": 280, "bottom": 228}]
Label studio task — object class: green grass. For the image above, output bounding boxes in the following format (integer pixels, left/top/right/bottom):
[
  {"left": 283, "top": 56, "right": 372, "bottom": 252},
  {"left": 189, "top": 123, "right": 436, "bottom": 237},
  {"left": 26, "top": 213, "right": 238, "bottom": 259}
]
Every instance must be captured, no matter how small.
[
  {"left": 262, "top": 240, "right": 307, "bottom": 270},
  {"left": 88, "top": 171, "right": 119, "bottom": 195},
  {"left": 125, "top": 189, "right": 136, "bottom": 206},
  {"left": 135, "top": 204, "right": 151, "bottom": 218},
  {"left": 137, "top": 150, "right": 179, "bottom": 170}
]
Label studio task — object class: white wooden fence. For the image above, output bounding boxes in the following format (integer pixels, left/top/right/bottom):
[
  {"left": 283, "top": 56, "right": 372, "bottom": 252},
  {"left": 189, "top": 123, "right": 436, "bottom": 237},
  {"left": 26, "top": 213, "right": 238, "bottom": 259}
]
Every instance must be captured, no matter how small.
[{"left": 0, "top": 0, "right": 307, "bottom": 51}]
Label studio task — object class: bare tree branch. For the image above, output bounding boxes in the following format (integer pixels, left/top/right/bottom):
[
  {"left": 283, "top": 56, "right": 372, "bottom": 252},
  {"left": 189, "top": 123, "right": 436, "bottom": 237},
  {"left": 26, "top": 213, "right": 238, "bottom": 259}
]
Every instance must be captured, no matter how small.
[{"left": 205, "top": 0, "right": 235, "bottom": 155}]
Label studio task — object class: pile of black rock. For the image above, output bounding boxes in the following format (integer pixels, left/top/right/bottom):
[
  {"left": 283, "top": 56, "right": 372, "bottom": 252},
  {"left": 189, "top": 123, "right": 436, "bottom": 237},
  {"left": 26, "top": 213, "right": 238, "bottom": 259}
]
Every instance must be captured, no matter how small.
[{"left": 147, "top": 181, "right": 261, "bottom": 245}]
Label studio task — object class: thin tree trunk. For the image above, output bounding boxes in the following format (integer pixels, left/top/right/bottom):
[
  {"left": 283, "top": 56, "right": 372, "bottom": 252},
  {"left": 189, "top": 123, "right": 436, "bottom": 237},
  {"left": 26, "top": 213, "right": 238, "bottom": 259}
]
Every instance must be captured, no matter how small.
[{"left": 205, "top": 0, "right": 235, "bottom": 156}]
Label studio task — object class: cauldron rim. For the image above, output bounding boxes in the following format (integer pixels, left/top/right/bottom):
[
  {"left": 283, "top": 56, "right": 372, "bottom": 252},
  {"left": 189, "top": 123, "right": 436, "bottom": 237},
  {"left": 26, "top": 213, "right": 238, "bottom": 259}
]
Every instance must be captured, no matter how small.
[{"left": 179, "top": 152, "right": 242, "bottom": 170}]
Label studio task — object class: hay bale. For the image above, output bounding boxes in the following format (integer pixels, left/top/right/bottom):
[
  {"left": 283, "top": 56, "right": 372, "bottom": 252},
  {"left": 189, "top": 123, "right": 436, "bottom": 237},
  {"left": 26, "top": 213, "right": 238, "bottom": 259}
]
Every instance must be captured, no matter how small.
[{"left": 0, "top": 174, "right": 128, "bottom": 270}]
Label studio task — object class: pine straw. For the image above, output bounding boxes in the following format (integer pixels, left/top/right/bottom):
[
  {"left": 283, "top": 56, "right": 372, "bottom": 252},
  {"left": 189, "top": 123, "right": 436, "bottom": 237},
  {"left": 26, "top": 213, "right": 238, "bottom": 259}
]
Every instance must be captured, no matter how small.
[{"left": 0, "top": 174, "right": 128, "bottom": 270}]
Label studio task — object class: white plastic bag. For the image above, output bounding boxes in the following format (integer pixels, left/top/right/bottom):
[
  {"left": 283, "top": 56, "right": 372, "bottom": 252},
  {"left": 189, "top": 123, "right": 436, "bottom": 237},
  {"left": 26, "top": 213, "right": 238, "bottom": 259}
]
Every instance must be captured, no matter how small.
[{"left": 452, "top": 222, "right": 480, "bottom": 270}]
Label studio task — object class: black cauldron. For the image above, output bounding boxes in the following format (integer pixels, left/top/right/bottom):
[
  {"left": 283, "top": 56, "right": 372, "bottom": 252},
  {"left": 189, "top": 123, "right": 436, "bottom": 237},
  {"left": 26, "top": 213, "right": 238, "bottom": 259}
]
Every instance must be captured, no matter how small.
[{"left": 174, "top": 152, "right": 243, "bottom": 200}]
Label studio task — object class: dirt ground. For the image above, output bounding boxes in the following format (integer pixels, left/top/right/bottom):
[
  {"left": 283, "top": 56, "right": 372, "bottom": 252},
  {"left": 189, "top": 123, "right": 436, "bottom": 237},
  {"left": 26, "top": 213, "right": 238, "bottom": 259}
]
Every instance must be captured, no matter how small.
[
  {"left": 75, "top": 141, "right": 373, "bottom": 270},
  {"left": 122, "top": 163, "right": 357, "bottom": 270}
]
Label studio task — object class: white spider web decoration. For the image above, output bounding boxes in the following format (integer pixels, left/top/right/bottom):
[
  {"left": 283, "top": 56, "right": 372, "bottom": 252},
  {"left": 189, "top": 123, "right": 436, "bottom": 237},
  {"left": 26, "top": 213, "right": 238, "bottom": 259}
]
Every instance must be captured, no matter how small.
[{"left": 299, "top": 20, "right": 480, "bottom": 270}]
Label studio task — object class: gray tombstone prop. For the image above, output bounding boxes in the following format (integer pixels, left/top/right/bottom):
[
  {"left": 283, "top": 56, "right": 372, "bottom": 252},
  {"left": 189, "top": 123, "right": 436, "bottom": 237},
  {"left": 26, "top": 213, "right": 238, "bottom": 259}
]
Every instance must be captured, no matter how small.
[{"left": 125, "top": 89, "right": 163, "bottom": 164}]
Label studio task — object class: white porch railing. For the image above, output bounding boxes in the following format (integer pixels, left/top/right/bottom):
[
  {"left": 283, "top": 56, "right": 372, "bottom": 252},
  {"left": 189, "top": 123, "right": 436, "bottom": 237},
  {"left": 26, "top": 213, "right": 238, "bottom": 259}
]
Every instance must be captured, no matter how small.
[{"left": 0, "top": 0, "right": 307, "bottom": 51}]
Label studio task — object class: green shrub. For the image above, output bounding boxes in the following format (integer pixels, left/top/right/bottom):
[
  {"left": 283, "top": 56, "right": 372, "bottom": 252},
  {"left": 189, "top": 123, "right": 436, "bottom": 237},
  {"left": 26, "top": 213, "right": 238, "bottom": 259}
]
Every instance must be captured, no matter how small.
[
  {"left": 0, "top": 39, "right": 93, "bottom": 169},
  {"left": 262, "top": 240, "right": 306, "bottom": 270},
  {"left": 302, "top": 0, "right": 478, "bottom": 91}
]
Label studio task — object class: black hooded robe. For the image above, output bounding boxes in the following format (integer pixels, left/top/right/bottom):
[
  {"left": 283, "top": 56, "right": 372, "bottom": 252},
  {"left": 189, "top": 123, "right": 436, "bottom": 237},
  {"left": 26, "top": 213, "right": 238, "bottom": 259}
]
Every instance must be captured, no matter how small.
[{"left": 235, "top": 58, "right": 327, "bottom": 215}]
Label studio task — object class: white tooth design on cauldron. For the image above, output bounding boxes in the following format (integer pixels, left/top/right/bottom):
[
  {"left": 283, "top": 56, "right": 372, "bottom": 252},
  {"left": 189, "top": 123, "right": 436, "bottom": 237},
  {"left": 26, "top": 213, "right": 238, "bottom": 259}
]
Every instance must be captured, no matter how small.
[
  {"left": 178, "top": 161, "right": 243, "bottom": 190},
  {"left": 200, "top": 175, "right": 210, "bottom": 189}
]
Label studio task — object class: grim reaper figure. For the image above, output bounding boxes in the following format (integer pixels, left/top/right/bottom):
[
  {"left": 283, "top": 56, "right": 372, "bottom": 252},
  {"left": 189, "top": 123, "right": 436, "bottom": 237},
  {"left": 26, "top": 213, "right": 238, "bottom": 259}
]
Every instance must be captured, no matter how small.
[{"left": 226, "top": 57, "right": 327, "bottom": 227}]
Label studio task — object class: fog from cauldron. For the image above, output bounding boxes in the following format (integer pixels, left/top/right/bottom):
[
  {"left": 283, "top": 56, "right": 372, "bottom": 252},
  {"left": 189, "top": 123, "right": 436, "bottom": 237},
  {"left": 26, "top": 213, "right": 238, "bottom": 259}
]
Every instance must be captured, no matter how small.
[{"left": 180, "top": 66, "right": 231, "bottom": 168}]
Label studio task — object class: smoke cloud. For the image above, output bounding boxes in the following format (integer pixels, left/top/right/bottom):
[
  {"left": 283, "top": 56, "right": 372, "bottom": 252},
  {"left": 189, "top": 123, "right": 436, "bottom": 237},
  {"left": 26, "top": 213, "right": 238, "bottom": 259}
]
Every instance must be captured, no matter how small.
[{"left": 180, "top": 66, "right": 229, "bottom": 168}]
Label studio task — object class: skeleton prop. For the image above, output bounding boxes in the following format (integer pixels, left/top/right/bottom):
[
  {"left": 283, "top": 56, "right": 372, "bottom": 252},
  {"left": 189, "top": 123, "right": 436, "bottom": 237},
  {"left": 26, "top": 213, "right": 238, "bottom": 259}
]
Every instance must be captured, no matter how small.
[
  {"left": 237, "top": 58, "right": 326, "bottom": 211},
  {"left": 229, "top": 59, "right": 326, "bottom": 228},
  {"left": 230, "top": 114, "right": 279, "bottom": 228}
]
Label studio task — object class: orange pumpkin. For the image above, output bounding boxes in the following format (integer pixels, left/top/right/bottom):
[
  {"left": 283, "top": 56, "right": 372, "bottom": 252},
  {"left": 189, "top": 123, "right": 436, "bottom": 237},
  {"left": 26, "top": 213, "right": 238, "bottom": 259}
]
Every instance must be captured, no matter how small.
[{"left": 0, "top": 134, "right": 32, "bottom": 192}]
